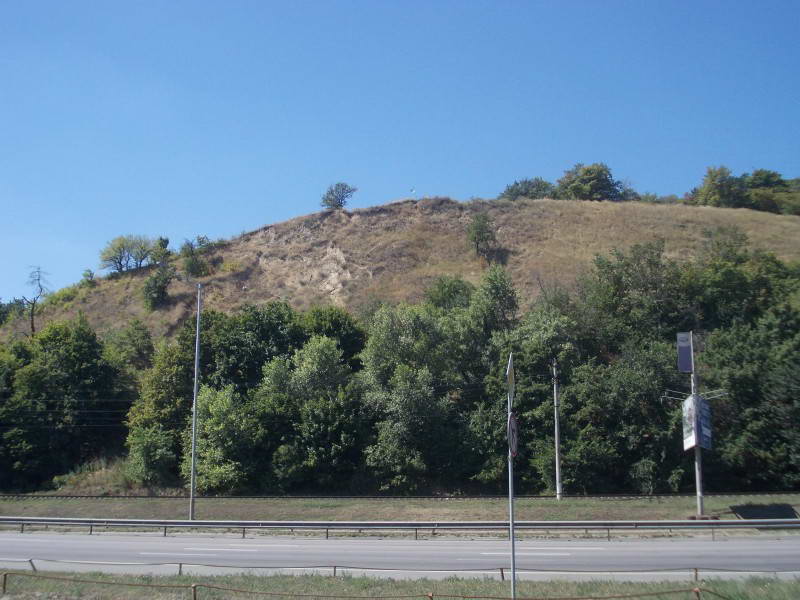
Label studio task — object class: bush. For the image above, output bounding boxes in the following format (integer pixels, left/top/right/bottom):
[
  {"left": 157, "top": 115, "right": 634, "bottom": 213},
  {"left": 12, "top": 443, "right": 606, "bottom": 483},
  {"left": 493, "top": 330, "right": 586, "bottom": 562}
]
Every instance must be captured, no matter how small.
[
  {"left": 142, "top": 266, "right": 175, "bottom": 310},
  {"left": 125, "top": 426, "right": 179, "bottom": 487},
  {"left": 499, "top": 177, "right": 555, "bottom": 200}
]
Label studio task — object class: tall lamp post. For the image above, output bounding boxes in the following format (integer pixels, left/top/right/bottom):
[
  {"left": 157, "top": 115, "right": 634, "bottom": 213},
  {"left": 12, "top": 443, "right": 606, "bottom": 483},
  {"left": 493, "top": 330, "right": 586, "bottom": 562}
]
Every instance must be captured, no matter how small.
[
  {"left": 552, "top": 360, "right": 563, "bottom": 501},
  {"left": 189, "top": 283, "right": 202, "bottom": 520}
]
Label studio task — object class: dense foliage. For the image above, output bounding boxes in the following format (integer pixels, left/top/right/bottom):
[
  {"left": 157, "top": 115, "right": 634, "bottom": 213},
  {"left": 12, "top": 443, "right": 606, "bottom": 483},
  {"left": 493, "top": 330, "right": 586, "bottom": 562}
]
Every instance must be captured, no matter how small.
[
  {"left": 501, "top": 163, "right": 800, "bottom": 215},
  {"left": 1, "top": 229, "right": 799, "bottom": 494}
]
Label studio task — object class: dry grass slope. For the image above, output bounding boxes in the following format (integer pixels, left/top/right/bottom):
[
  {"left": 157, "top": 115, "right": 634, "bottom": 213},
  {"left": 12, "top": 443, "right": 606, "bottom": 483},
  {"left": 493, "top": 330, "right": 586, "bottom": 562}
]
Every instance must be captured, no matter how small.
[{"left": 4, "top": 197, "right": 800, "bottom": 339}]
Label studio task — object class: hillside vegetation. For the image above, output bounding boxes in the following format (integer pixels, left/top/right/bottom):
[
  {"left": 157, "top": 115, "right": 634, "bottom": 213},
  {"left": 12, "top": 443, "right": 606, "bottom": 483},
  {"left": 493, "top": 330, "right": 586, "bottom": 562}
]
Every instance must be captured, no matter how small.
[
  {"left": 1, "top": 193, "right": 799, "bottom": 497},
  {"left": 3, "top": 197, "right": 800, "bottom": 340}
]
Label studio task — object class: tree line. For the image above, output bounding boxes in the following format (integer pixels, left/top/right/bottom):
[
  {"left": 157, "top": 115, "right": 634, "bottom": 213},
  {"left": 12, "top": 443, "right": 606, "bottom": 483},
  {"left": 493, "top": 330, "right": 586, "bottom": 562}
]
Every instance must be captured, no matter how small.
[
  {"left": 1, "top": 227, "right": 798, "bottom": 494},
  {"left": 500, "top": 163, "right": 800, "bottom": 215}
]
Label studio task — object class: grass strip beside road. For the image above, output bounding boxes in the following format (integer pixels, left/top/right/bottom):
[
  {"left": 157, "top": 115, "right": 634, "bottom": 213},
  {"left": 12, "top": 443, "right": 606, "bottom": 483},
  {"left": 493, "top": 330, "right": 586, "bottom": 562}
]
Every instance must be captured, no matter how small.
[
  {"left": 2, "top": 494, "right": 799, "bottom": 522},
  {"left": 2, "top": 572, "right": 799, "bottom": 600}
]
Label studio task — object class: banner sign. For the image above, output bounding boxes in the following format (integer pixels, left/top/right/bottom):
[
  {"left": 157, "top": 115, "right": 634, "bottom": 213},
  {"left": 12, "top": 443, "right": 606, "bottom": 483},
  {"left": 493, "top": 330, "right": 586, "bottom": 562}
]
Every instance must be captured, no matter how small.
[
  {"left": 507, "top": 413, "right": 518, "bottom": 458},
  {"left": 506, "top": 353, "right": 515, "bottom": 404},
  {"left": 683, "top": 394, "right": 712, "bottom": 451},
  {"left": 677, "top": 332, "right": 694, "bottom": 373}
]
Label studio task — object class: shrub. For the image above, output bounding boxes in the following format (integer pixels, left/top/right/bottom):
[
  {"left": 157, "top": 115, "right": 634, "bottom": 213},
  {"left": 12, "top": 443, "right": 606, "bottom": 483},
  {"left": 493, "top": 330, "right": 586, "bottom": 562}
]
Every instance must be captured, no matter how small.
[
  {"left": 142, "top": 266, "right": 175, "bottom": 310},
  {"left": 499, "top": 177, "right": 555, "bottom": 200},
  {"left": 125, "top": 426, "right": 179, "bottom": 487}
]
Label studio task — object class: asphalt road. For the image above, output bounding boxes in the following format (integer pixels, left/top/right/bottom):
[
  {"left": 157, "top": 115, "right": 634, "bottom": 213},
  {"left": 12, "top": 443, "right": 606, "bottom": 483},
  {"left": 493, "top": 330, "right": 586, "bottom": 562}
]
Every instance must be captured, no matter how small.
[{"left": 1, "top": 532, "right": 799, "bottom": 580}]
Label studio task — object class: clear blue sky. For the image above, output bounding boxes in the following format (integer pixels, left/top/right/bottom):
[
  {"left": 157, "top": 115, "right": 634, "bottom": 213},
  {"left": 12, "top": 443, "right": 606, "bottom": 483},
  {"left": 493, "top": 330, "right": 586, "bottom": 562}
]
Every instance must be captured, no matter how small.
[{"left": 2, "top": 1, "right": 799, "bottom": 300}]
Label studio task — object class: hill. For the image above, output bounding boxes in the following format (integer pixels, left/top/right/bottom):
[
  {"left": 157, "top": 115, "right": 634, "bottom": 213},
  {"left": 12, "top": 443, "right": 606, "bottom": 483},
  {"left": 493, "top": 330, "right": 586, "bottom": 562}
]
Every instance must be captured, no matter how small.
[{"left": 4, "top": 197, "right": 800, "bottom": 339}]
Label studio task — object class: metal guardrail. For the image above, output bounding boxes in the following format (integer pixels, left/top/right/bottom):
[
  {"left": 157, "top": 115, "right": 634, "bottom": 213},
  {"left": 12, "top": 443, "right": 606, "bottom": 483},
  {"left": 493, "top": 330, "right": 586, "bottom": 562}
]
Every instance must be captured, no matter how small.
[
  {"left": 2, "top": 491, "right": 799, "bottom": 500},
  {"left": 1, "top": 516, "right": 798, "bottom": 532}
]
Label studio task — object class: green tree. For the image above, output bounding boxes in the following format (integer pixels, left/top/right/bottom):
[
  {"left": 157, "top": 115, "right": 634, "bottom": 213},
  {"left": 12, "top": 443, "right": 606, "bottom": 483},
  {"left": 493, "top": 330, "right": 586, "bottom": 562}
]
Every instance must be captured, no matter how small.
[
  {"left": 557, "top": 163, "right": 623, "bottom": 201},
  {"left": 196, "top": 302, "right": 305, "bottom": 393},
  {"left": 0, "top": 298, "right": 24, "bottom": 327},
  {"left": 142, "top": 265, "right": 176, "bottom": 310},
  {"left": 742, "top": 169, "right": 786, "bottom": 190},
  {"left": 299, "top": 306, "right": 366, "bottom": 370},
  {"left": 466, "top": 212, "right": 496, "bottom": 258},
  {"left": 360, "top": 303, "right": 452, "bottom": 389},
  {"left": 150, "top": 237, "right": 171, "bottom": 266},
  {"left": 468, "top": 265, "right": 518, "bottom": 335},
  {"left": 365, "top": 365, "right": 463, "bottom": 492},
  {"left": 499, "top": 177, "right": 555, "bottom": 200},
  {"left": 180, "top": 239, "right": 209, "bottom": 277},
  {"left": 701, "top": 308, "right": 800, "bottom": 490},
  {"left": 100, "top": 235, "right": 155, "bottom": 273},
  {"left": 180, "top": 385, "right": 263, "bottom": 494},
  {"left": 321, "top": 182, "right": 357, "bottom": 209},
  {"left": 424, "top": 275, "right": 475, "bottom": 310},
  {"left": 0, "top": 316, "right": 121, "bottom": 489},
  {"left": 103, "top": 320, "right": 155, "bottom": 374},
  {"left": 690, "top": 166, "right": 748, "bottom": 208},
  {"left": 574, "top": 240, "right": 694, "bottom": 354},
  {"left": 125, "top": 425, "right": 179, "bottom": 487}
]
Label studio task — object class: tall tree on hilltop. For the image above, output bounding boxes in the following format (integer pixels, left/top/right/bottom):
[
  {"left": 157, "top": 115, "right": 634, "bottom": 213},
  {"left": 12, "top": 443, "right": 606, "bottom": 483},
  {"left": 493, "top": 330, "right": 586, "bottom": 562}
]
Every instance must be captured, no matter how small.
[
  {"left": 321, "top": 182, "right": 357, "bottom": 209},
  {"left": 557, "top": 163, "right": 623, "bottom": 201}
]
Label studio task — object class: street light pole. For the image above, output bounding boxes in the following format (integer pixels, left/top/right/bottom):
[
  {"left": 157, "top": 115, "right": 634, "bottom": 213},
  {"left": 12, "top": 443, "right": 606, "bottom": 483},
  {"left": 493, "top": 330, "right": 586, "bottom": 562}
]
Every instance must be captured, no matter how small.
[
  {"left": 553, "top": 360, "right": 563, "bottom": 501},
  {"left": 189, "top": 283, "right": 202, "bottom": 521},
  {"left": 691, "top": 369, "right": 704, "bottom": 517}
]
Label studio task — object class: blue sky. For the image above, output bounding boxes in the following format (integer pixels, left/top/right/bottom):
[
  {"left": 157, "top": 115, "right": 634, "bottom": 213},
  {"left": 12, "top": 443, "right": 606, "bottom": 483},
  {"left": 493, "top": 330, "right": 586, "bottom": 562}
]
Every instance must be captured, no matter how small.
[{"left": 2, "top": 1, "right": 799, "bottom": 300}]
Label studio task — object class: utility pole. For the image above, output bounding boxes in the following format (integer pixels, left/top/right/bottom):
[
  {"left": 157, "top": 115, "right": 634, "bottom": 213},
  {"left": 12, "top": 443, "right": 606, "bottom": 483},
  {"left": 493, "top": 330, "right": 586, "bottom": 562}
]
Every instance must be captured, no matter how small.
[
  {"left": 677, "top": 331, "right": 709, "bottom": 519},
  {"left": 552, "top": 360, "right": 563, "bottom": 501},
  {"left": 506, "top": 353, "right": 517, "bottom": 600},
  {"left": 691, "top": 368, "right": 704, "bottom": 517},
  {"left": 189, "top": 283, "right": 202, "bottom": 520}
]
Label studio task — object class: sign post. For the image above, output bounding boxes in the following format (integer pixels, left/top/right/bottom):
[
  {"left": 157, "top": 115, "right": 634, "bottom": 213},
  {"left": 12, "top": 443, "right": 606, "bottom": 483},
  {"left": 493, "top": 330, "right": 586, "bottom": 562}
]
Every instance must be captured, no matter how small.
[
  {"left": 505, "top": 353, "right": 517, "bottom": 600},
  {"left": 678, "top": 332, "right": 711, "bottom": 518}
]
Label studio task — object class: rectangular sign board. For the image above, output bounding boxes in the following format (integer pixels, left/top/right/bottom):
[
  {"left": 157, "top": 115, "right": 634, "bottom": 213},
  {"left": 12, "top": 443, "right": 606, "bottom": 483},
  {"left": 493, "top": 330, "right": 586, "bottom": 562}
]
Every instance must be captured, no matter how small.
[
  {"left": 677, "top": 332, "right": 694, "bottom": 373},
  {"left": 506, "top": 352, "right": 515, "bottom": 404},
  {"left": 683, "top": 394, "right": 712, "bottom": 451}
]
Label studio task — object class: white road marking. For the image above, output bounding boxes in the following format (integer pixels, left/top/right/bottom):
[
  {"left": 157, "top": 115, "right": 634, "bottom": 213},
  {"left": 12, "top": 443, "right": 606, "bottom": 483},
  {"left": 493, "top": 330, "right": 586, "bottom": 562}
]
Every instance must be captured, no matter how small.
[
  {"left": 480, "top": 552, "right": 571, "bottom": 557},
  {"left": 140, "top": 553, "right": 218, "bottom": 557},
  {"left": 183, "top": 547, "right": 259, "bottom": 552},
  {"left": 519, "top": 547, "right": 605, "bottom": 551},
  {"left": 226, "top": 544, "right": 300, "bottom": 548}
]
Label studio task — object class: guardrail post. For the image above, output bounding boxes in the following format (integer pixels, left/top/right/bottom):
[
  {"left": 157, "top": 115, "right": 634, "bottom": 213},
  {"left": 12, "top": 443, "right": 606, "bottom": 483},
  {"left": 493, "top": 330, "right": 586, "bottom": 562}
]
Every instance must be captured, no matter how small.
[
  {"left": 607, "top": 528, "right": 610, "bottom": 542},
  {"left": 178, "top": 563, "right": 183, "bottom": 576},
  {"left": 20, "top": 523, "right": 24, "bottom": 534},
  {"left": 242, "top": 527, "right": 246, "bottom": 539},
  {"left": 164, "top": 526, "right": 168, "bottom": 537},
  {"left": 711, "top": 528, "right": 715, "bottom": 541},
  {"left": 414, "top": 528, "right": 418, "bottom": 540},
  {"left": 191, "top": 583, "right": 198, "bottom": 600},
  {"left": 2, "top": 572, "right": 7, "bottom": 594},
  {"left": 333, "top": 566, "right": 337, "bottom": 577},
  {"left": 694, "top": 568, "right": 699, "bottom": 582},
  {"left": 325, "top": 528, "right": 329, "bottom": 540},
  {"left": 28, "top": 559, "right": 36, "bottom": 572},
  {"left": 499, "top": 567, "right": 504, "bottom": 581},
  {"left": 89, "top": 524, "right": 93, "bottom": 535}
]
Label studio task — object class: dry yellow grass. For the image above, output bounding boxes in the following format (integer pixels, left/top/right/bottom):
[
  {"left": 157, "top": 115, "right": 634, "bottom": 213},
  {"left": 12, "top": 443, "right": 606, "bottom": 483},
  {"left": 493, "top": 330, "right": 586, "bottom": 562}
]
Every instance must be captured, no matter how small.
[{"left": 4, "top": 197, "right": 800, "bottom": 339}]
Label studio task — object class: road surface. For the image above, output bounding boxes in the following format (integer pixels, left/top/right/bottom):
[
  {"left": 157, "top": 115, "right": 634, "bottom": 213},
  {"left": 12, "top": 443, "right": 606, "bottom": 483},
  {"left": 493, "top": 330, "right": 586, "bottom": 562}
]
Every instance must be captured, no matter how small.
[{"left": 1, "top": 532, "right": 798, "bottom": 580}]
